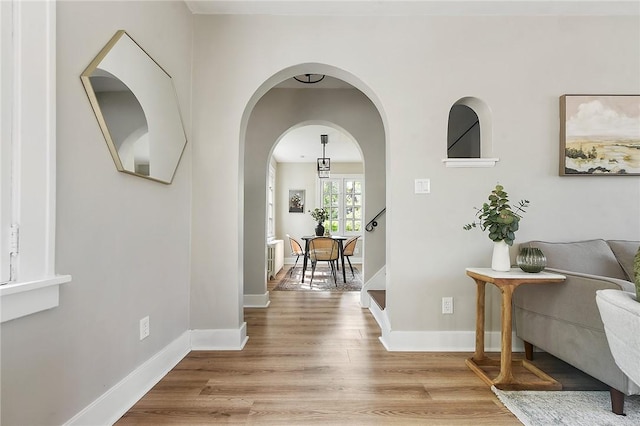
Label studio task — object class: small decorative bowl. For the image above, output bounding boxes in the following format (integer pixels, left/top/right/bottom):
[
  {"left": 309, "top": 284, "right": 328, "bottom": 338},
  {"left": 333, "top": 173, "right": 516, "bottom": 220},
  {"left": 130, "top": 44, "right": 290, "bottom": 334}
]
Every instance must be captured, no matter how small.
[{"left": 516, "top": 247, "right": 547, "bottom": 273}]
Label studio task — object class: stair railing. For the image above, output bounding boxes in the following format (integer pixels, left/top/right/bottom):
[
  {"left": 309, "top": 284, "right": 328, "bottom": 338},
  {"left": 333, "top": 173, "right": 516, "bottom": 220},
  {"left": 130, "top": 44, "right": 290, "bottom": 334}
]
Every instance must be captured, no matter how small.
[
  {"left": 447, "top": 120, "right": 479, "bottom": 154},
  {"left": 365, "top": 208, "right": 386, "bottom": 232}
]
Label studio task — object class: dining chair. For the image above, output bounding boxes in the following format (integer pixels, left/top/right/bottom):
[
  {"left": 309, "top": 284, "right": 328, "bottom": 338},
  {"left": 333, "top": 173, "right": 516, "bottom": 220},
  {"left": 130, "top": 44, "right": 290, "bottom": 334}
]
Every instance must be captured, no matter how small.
[
  {"left": 286, "top": 234, "right": 306, "bottom": 277},
  {"left": 342, "top": 236, "right": 360, "bottom": 278},
  {"left": 308, "top": 237, "right": 340, "bottom": 286}
]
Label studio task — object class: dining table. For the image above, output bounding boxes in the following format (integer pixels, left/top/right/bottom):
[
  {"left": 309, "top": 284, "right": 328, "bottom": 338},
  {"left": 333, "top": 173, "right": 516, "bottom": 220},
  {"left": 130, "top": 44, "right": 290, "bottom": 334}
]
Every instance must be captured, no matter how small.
[{"left": 300, "top": 235, "right": 348, "bottom": 283}]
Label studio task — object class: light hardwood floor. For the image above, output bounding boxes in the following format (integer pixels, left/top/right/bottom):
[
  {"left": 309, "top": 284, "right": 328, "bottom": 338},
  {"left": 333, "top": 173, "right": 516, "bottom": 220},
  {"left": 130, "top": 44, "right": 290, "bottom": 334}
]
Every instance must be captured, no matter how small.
[{"left": 116, "top": 266, "right": 599, "bottom": 425}]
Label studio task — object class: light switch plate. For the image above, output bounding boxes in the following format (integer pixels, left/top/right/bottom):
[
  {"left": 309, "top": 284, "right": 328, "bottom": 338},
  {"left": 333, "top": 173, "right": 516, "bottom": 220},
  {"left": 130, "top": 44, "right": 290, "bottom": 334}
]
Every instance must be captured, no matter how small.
[{"left": 414, "top": 179, "right": 430, "bottom": 194}]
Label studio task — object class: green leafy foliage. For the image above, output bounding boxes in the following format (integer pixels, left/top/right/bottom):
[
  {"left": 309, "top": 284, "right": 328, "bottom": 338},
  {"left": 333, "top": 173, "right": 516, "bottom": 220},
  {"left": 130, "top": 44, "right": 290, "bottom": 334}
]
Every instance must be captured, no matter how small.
[
  {"left": 463, "top": 184, "right": 529, "bottom": 246},
  {"left": 309, "top": 208, "right": 329, "bottom": 223}
]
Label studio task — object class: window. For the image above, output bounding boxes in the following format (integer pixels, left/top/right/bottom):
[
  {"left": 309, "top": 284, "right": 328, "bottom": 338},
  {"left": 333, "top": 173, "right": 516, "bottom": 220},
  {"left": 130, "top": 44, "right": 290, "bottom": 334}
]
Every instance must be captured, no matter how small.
[
  {"left": 0, "top": 0, "right": 71, "bottom": 323},
  {"left": 343, "top": 179, "right": 363, "bottom": 233},
  {"left": 1, "top": 0, "right": 12, "bottom": 283},
  {"left": 319, "top": 175, "right": 363, "bottom": 236},
  {"left": 267, "top": 165, "right": 275, "bottom": 238}
]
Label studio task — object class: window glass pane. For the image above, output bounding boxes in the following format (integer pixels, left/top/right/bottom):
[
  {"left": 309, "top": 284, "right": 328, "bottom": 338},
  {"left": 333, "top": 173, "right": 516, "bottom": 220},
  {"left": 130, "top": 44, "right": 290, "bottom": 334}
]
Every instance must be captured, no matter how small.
[{"left": 318, "top": 176, "right": 363, "bottom": 237}]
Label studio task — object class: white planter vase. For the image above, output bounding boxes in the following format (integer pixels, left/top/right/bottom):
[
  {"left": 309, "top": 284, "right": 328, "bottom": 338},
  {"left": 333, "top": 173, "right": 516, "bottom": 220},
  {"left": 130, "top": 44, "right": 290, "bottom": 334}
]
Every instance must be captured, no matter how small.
[{"left": 491, "top": 240, "right": 511, "bottom": 271}]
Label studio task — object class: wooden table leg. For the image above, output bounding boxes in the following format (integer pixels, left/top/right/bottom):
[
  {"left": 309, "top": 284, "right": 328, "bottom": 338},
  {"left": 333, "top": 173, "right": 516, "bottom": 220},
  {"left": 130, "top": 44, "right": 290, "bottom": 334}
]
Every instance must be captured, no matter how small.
[
  {"left": 494, "top": 284, "right": 515, "bottom": 385},
  {"left": 473, "top": 279, "right": 486, "bottom": 361}
]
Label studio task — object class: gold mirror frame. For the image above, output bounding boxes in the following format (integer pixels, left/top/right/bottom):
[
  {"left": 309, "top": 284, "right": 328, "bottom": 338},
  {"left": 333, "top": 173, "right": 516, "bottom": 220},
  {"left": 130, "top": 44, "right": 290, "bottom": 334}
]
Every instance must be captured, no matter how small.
[{"left": 81, "top": 30, "right": 187, "bottom": 184}]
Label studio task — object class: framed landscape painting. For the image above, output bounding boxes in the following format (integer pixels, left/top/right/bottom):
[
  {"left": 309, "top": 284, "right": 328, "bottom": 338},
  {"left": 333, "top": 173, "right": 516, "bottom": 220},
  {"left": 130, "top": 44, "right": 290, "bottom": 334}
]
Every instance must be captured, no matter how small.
[{"left": 560, "top": 95, "right": 640, "bottom": 176}]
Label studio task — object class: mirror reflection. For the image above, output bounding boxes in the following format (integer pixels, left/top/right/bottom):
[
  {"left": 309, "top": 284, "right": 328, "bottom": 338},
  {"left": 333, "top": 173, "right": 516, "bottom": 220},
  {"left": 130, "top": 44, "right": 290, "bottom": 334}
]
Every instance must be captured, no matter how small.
[{"left": 81, "top": 30, "right": 186, "bottom": 184}]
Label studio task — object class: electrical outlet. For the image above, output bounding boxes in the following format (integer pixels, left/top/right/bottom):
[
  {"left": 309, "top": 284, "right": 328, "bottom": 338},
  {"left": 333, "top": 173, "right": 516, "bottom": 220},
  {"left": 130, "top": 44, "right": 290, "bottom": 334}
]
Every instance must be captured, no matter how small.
[
  {"left": 140, "top": 316, "right": 150, "bottom": 340},
  {"left": 442, "top": 297, "right": 453, "bottom": 314}
]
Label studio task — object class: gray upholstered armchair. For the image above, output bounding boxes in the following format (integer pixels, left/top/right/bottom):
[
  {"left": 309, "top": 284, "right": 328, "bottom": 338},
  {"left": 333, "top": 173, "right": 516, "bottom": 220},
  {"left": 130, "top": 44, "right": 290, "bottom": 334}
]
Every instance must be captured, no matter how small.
[
  {"left": 513, "top": 239, "right": 640, "bottom": 415},
  {"left": 597, "top": 289, "right": 640, "bottom": 393}
]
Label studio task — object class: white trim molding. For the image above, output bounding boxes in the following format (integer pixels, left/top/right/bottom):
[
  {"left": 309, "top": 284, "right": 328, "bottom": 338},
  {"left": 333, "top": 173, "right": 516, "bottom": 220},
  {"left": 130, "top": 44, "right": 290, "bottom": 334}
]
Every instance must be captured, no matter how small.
[
  {"left": 442, "top": 158, "right": 500, "bottom": 168},
  {"left": 64, "top": 326, "right": 251, "bottom": 425},
  {"left": 244, "top": 291, "right": 270, "bottom": 308},
  {"left": 0, "top": 274, "right": 71, "bottom": 322},
  {"left": 191, "top": 322, "right": 249, "bottom": 350},
  {"left": 378, "top": 328, "right": 524, "bottom": 352},
  {"left": 0, "top": 0, "right": 72, "bottom": 321},
  {"left": 61, "top": 321, "right": 523, "bottom": 425},
  {"left": 64, "top": 332, "right": 191, "bottom": 426}
]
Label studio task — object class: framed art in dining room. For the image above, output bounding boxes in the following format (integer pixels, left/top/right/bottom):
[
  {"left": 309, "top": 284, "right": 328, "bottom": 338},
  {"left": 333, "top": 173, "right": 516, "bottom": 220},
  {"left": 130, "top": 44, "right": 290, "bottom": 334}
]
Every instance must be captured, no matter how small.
[
  {"left": 560, "top": 94, "right": 640, "bottom": 176},
  {"left": 289, "top": 189, "right": 305, "bottom": 213}
]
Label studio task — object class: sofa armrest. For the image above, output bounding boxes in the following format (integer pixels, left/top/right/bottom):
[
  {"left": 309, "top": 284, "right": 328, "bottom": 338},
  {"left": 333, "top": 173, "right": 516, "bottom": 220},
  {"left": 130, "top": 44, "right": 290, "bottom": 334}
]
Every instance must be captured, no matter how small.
[
  {"left": 547, "top": 268, "right": 636, "bottom": 293},
  {"left": 513, "top": 268, "right": 635, "bottom": 331},
  {"left": 596, "top": 290, "right": 640, "bottom": 387}
]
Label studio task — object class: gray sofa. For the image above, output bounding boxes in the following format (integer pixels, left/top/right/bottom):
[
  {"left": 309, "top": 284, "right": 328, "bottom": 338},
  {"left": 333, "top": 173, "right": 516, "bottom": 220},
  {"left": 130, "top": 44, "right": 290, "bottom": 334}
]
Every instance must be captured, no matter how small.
[{"left": 513, "top": 239, "right": 640, "bottom": 415}]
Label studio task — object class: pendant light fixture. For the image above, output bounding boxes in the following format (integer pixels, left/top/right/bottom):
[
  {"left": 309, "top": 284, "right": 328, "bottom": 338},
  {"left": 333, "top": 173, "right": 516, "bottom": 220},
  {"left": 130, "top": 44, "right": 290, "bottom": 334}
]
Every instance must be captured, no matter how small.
[
  {"left": 317, "top": 134, "right": 330, "bottom": 178},
  {"left": 294, "top": 73, "right": 325, "bottom": 84}
]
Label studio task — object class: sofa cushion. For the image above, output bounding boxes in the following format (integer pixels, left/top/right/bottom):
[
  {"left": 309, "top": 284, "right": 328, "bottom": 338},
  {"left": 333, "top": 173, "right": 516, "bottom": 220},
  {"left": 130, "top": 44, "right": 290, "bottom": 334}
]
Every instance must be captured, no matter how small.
[
  {"left": 527, "top": 239, "right": 628, "bottom": 281},
  {"left": 607, "top": 240, "right": 640, "bottom": 282}
]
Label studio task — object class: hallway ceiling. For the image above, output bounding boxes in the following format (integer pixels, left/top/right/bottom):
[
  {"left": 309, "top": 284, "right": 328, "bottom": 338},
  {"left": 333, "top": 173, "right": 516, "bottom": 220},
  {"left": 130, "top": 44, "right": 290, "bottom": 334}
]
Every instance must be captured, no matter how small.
[
  {"left": 271, "top": 77, "right": 361, "bottom": 163},
  {"left": 272, "top": 124, "right": 362, "bottom": 163},
  {"left": 185, "top": 1, "right": 639, "bottom": 16}
]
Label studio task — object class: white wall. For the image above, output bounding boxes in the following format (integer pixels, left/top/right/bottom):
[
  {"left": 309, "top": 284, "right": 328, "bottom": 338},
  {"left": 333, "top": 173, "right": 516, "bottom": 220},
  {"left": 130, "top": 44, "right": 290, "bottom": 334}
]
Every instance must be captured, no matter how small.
[
  {"left": 192, "top": 14, "right": 639, "bottom": 340},
  {"left": 0, "top": 1, "right": 193, "bottom": 424}
]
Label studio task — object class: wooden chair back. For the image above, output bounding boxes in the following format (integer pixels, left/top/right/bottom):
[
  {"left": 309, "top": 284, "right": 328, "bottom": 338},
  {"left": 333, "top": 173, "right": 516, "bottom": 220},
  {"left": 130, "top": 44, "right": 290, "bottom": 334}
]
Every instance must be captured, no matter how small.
[
  {"left": 287, "top": 234, "right": 304, "bottom": 256},
  {"left": 309, "top": 237, "right": 339, "bottom": 262},
  {"left": 343, "top": 236, "right": 360, "bottom": 256}
]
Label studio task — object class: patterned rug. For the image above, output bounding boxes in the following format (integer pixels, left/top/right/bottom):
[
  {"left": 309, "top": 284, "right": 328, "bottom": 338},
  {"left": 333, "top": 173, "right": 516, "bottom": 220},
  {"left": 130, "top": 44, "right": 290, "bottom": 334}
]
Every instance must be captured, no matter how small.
[
  {"left": 492, "top": 386, "right": 640, "bottom": 425},
  {"left": 274, "top": 264, "right": 362, "bottom": 291}
]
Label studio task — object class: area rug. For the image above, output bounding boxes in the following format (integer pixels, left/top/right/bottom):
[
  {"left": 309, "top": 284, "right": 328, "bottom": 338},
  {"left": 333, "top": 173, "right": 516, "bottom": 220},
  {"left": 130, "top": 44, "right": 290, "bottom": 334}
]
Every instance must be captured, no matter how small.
[
  {"left": 274, "top": 265, "right": 362, "bottom": 291},
  {"left": 492, "top": 386, "right": 640, "bottom": 426}
]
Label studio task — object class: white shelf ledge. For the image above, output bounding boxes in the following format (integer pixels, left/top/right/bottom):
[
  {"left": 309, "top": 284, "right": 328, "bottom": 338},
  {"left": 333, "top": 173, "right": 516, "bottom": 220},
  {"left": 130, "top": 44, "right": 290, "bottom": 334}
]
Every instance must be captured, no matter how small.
[
  {"left": 442, "top": 158, "right": 500, "bottom": 168},
  {"left": 0, "top": 275, "right": 72, "bottom": 323}
]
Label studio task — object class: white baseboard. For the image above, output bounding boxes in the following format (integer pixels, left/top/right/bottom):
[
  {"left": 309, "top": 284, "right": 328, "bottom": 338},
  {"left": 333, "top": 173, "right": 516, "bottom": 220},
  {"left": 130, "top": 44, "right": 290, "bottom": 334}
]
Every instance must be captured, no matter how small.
[
  {"left": 63, "top": 314, "right": 521, "bottom": 426},
  {"left": 191, "top": 322, "right": 248, "bottom": 350},
  {"left": 244, "top": 292, "right": 270, "bottom": 308},
  {"left": 64, "top": 332, "right": 191, "bottom": 426},
  {"left": 378, "top": 327, "right": 524, "bottom": 352},
  {"left": 65, "top": 324, "right": 249, "bottom": 425}
]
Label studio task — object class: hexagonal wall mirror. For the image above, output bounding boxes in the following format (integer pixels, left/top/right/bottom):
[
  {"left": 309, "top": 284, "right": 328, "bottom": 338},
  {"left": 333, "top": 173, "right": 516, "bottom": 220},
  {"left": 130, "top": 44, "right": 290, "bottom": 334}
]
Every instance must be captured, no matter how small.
[{"left": 81, "top": 30, "right": 187, "bottom": 184}]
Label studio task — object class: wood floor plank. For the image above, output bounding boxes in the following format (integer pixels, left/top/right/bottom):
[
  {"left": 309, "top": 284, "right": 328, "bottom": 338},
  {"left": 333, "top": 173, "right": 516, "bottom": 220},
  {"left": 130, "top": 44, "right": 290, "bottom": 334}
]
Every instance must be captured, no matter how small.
[{"left": 120, "top": 265, "right": 598, "bottom": 424}]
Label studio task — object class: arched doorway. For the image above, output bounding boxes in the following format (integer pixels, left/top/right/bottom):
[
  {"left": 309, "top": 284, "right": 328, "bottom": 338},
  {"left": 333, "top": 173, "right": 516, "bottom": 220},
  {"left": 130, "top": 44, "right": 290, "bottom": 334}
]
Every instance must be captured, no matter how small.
[
  {"left": 269, "top": 123, "right": 364, "bottom": 283},
  {"left": 240, "top": 66, "right": 387, "bottom": 313}
]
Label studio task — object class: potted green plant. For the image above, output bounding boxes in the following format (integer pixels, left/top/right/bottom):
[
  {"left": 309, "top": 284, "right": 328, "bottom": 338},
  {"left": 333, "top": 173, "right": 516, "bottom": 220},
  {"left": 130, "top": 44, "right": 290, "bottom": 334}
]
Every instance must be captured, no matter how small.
[
  {"left": 309, "top": 208, "right": 329, "bottom": 236},
  {"left": 464, "top": 184, "right": 529, "bottom": 271}
]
